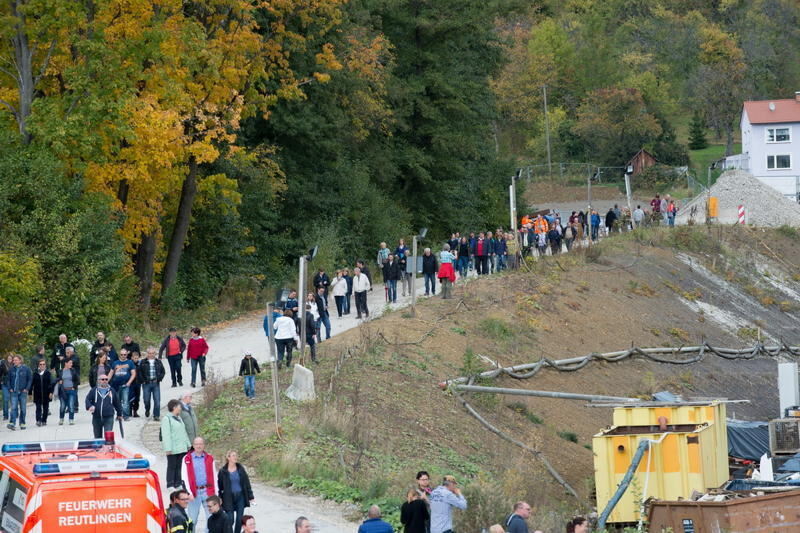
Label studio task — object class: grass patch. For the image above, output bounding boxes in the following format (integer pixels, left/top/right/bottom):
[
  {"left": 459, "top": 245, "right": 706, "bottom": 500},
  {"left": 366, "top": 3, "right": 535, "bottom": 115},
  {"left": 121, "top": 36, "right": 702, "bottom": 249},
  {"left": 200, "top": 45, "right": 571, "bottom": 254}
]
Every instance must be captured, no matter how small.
[
  {"left": 737, "top": 327, "right": 759, "bottom": 341},
  {"left": 507, "top": 402, "right": 544, "bottom": 424},
  {"left": 558, "top": 431, "right": 579, "bottom": 444},
  {"left": 478, "top": 317, "right": 515, "bottom": 342},
  {"left": 668, "top": 327, "right": 690, "bottom": 342},
  {"left": 627, "top": 281, "right": 657, "bottom": 297}
]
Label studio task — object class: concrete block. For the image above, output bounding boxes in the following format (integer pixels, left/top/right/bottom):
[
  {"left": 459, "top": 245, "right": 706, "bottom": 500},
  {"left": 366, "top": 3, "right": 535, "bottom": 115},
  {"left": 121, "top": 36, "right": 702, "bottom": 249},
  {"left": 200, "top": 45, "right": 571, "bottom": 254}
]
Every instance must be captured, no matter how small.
[{"left": 286, "top": 364, "right": 316, "bottom": 401}]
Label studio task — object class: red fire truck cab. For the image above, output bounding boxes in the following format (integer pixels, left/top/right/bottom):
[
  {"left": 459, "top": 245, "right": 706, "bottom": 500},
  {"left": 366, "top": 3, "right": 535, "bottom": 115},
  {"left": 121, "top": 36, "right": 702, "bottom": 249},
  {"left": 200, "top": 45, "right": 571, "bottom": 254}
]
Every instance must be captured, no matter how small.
[{"left": 0, "top": 434, "right": 166, "bottom": 532}]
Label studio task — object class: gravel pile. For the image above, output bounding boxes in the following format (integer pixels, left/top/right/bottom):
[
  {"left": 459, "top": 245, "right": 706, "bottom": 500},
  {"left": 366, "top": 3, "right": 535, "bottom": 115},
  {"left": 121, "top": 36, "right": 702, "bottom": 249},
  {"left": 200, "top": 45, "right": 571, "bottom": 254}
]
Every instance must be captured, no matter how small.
[{"left": 680, "top": 170, "right": 800, "bottom": 227}]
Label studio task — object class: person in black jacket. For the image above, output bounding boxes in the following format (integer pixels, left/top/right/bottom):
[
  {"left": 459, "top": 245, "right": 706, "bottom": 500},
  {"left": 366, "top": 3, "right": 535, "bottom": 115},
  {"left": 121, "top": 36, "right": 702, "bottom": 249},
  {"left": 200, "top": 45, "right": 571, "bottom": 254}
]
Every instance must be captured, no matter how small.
[
  {"left": 167, "top": 490, "right": 194, "bottom": 533},
  {"left": 382, "top": 254, "right": 401, "bottom": 303},
  {"left": 304, "top": 305, "right": 317, "bottom": 364},
  {"left": 206, "top": 495, "right": 233, "bottom": 533},
  {"left": 314, "top": 287, "right": 331, "bottom": 341},
  {"left": 421, "top": 248, "right": 438, "bottom": 296},
  {"left": 51, "top": 334, "right": 73, "bottom": 372},
  {"left": 85, "top": 374, "right": 122, "bottom": 438},
  {"left": 218, "top": 451, "right": 254, "bottom": 533},
  {"left": 120, "top": 334, "right": 141, "bottom": 356},
  {"left": 31, "top": 360, "right": 54, "bottom": 426},
  {"left": 138, "top": 348, "right": 166, "bottom": 420},
  {"left": 0, "top": 354, "right": 9, "bottom": 420},
  {"left": 312, "top": 268, "right": 330, "bottom": 302},
  {"left": 89, "top": 331, "right": 116, "bottom": 365},
  {"left": 400, "top": 488, "right": 429, "bottom": 533},
  {"left": 238, "top": 352, "right": 260, "bottom": 399}
]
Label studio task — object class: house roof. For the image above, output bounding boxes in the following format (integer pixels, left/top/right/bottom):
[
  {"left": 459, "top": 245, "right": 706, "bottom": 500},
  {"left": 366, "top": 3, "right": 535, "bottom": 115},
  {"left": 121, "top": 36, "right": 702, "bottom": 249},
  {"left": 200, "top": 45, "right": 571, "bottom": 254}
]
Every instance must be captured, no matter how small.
[
  {"left": 743, "top": 99, "right": 800, "bottom": 124},
  {"left": 626, "top": 149, "right": 656, "bottom": 164}
]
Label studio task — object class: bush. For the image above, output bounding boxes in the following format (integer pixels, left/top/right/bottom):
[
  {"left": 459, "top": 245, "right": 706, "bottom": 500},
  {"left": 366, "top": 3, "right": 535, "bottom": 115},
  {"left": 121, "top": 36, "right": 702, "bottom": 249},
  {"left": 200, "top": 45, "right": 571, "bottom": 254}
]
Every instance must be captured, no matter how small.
[{"left": 633, "top": 164, "right": 680, "bottom": 192}]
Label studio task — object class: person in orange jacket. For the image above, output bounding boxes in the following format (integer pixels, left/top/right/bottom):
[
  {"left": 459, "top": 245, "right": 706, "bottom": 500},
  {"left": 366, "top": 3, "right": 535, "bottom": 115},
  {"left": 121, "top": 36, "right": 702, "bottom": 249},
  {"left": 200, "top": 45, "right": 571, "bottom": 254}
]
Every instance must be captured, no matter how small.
[{"left": 533, "top": 215, "right": 548, "bottom": 234}]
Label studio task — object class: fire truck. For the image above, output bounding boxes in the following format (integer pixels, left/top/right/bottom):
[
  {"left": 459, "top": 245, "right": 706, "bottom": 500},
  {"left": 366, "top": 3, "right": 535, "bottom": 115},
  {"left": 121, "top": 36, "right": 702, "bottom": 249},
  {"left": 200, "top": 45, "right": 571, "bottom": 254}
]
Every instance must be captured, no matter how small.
[{"left": 0, "top": 433, "right": 166, "bottom": 532}]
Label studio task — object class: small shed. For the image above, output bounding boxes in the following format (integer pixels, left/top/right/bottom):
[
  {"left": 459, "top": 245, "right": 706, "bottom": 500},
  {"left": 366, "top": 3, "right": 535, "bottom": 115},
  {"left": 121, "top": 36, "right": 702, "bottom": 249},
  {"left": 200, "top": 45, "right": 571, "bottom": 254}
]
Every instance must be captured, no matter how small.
[{"left": 627, "top": 149, "right": 657, "bottom": 176}]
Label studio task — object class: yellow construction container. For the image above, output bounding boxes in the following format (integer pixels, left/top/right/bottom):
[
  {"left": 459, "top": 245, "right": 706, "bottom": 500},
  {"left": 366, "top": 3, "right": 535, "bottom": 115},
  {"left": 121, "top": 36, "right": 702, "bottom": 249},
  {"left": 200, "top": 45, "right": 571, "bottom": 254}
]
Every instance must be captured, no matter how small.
[{"left": 593, "top": 402, "right": 729, "bottom": 524}]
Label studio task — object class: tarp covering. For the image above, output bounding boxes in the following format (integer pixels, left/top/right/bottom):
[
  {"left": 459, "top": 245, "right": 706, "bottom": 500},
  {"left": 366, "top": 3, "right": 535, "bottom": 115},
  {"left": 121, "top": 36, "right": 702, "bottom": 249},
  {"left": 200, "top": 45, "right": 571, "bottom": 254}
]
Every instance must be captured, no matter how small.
[
  {"left": 724, "top": 478, "right": 800, "bottom": 491},
  {"left": 727, "top": 419, "right": 770, "bottom": 460},
  {"left": 779, "top": 453, "right": 800, "bottom": 472},
  {"left": 652, "top": 391, "right": 679, "bottom": 402}
]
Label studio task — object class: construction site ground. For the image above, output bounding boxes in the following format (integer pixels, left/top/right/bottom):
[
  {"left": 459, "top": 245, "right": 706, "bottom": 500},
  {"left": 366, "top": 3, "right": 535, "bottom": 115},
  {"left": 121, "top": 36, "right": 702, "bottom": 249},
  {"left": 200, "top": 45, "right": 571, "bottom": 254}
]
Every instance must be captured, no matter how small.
[{"left": 200, "top": 225, "right": 800, "bottom": 531}]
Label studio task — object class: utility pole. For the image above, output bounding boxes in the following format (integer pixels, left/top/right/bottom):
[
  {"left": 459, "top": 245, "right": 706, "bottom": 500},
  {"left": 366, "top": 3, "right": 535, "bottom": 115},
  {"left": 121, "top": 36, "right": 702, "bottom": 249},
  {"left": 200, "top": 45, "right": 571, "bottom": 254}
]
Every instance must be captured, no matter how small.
[
  {"left": 298, "top": 255, "right": 306, "bottom": 361},
  {"left": 543, "top": 85, "right": 552, "bottom": 175},
  {"left": 410, "top": 229, "right": 427, "bottom": 315},
  {"left": 509, "top": 168, "right": 519, "bottom": 233},
  {"left": 410, "top": 235, "right": 418, "bottom": 317},
  {"left": 266, "top": 303, "right": 281, "bottom": 431}
]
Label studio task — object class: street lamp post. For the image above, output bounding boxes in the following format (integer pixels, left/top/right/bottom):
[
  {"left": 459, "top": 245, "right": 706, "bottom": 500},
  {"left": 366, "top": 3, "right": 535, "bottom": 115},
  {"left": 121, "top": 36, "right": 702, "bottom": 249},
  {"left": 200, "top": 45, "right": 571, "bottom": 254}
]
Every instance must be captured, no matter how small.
[
  {"left": 266, "top": 302, "right": 280, "bottom": 431},
  {"left": 624, "top": 164, "right": 634, "bottom": 229},
  {"left": 298, "top": 246, "right": 317, "bottom": 364},
  {"left": 410, "top": 228, "right": 427, "bottom": 317}
]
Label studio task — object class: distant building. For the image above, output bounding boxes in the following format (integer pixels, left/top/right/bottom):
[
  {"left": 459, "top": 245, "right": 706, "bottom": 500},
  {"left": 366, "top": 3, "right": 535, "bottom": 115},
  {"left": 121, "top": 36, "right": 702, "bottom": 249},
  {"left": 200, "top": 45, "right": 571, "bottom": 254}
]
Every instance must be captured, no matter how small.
[
  {"left": 626, "top": 149, "right": 657, "bottom": 176},
  {"left": 728, "top": 92, "right": 800, "bottom": 201}
]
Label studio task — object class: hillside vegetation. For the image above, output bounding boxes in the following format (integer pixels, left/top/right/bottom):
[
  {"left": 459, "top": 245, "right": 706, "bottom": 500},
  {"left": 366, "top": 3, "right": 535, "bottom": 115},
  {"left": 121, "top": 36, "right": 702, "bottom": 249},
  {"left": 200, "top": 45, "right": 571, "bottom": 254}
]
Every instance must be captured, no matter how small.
[
  {"left": 4, "top": 0, "right": 800, "bottom": 358},
  {"left": 200, "top": 226, "right": 800, "bottom": 530}
]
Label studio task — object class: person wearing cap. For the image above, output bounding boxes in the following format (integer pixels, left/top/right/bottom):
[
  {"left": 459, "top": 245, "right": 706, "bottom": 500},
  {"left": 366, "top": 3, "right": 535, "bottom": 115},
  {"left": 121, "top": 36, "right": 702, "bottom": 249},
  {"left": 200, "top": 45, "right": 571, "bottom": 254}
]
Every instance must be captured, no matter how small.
[
  {"left": 429, "top": 475, "right": 467, "bottom": 533},
  {"left": 85, "top": 373, "right": 122, "bottom": 438},
  {"left": 239, "top": 351, "right": 261, "bottom": 400}
]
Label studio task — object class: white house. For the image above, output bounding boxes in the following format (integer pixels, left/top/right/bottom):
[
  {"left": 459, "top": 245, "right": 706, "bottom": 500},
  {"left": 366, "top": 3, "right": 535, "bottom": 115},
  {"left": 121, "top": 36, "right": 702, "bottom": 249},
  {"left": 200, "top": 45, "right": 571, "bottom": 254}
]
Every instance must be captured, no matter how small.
[{"left": 733, "top": 92, "right": 800, "bottom": 201}]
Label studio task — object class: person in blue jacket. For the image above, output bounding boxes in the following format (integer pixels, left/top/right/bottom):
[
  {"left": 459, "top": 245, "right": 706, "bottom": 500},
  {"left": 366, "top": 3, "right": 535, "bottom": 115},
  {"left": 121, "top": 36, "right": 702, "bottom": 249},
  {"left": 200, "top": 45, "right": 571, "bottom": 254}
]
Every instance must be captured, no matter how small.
[
  {"left": 6, "top": 355, "right": 32, "bottom": 430},
  {"left": 262, "top": 309, "right": 283, "bottom": 337},
  {"left": 590, "top": 210, "right": 601, "bottom": 241},
  {"left": 357, "top": 505, "right": 393, "bottom": 533}
]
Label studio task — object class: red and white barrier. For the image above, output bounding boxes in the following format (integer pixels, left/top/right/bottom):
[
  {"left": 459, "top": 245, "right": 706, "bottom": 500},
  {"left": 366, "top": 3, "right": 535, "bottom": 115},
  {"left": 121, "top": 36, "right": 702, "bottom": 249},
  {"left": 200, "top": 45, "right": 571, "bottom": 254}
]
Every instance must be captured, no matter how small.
[{"left": 738, "top": 205, "right": 746, "bottom": 225}]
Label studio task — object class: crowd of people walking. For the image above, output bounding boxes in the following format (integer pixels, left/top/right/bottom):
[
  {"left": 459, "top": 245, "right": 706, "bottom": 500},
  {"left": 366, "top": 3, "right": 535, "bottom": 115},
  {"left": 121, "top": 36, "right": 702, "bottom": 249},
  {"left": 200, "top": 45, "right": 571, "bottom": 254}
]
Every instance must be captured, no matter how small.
[{"left": 4, "top": 209, "right": 645, "bottom": 531}]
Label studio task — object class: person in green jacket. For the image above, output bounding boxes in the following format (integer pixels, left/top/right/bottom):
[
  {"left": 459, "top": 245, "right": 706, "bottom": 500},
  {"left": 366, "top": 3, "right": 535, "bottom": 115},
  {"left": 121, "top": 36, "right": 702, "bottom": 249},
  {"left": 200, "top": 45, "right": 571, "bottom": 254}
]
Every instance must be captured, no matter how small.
[
  {"left": 179, "top": 392, "right": 199, "bottom": 443},
  {"left": 162, "top": 399, "right": 191, "bottom": 489}
]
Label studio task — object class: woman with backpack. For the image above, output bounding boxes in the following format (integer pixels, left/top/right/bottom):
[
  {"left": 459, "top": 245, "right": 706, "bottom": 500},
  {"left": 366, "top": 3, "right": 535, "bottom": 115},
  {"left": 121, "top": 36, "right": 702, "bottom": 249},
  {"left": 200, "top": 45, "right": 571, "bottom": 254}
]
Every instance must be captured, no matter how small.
[{"left": 161, "top": 399, "right": 191, "bottom": 489}]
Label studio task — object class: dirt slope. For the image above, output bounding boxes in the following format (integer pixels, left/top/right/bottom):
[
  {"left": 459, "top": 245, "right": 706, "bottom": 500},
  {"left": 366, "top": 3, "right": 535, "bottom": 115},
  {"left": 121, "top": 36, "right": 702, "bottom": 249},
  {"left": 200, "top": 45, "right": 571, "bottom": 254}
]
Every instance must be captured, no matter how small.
[{"left": 202, "top": 226, "right": 800, "bottom": 531}]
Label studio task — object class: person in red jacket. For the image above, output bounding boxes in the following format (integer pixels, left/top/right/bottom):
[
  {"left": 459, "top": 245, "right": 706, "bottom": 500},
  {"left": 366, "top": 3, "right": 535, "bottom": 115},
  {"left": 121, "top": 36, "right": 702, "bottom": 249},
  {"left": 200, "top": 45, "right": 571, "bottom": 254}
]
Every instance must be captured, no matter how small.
[
  {"left": 181, "top": 436, "right": 217, "bottom": 526},
  {"left": 187, "top": 328, "right": 209, "bottom": 388}
]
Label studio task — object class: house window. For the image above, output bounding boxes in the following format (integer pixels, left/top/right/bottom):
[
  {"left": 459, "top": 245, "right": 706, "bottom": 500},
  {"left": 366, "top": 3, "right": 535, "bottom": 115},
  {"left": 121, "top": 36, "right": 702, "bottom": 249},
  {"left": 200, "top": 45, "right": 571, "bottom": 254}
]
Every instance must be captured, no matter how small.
[
  {"left": 767, "top": 154, "right": 791, "bottom": 169},
  {"left": 767, "top": 127, "right": 791, "bottom": 143}
]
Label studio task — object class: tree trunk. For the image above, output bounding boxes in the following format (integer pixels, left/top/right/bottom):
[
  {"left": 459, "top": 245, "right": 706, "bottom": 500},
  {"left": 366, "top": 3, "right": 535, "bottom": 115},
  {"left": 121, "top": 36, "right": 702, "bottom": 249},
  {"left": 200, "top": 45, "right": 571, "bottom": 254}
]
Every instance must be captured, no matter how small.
[
  {"left": 11, "top": 0, "right": 34, "bottom": 144},
  {"left": 117, "top": 179, "right": 129, "bottom": 205},
  {"left": 161, "top": 156, "right": 199, "bottom": 295},
  {"left": 725, "top": 123, "right": 735, "bottom": 157},
  {"left": 134, "top": 232, "right": 157, "bottom": 312}
]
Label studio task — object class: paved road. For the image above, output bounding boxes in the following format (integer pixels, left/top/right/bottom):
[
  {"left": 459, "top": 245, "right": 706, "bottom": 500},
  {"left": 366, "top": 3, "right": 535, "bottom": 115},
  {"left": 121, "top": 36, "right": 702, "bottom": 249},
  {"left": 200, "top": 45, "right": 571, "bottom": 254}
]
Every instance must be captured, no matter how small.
[{"left": 3, "top": 273, "right": 439, "bottom": 532}]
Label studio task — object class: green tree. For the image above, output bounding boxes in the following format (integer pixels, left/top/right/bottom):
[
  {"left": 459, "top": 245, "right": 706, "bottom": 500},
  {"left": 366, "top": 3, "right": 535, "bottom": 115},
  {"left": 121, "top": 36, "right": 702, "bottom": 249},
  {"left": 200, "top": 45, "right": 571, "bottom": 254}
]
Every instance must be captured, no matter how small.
[
  {"left": 688, "top": 111, "right": 708, "bottom": 150},
  {"left": 572, "top": 87, "right": 662, "bottom": 166},
  {"left": 0, "top": 134, "right": 130, "bottom": 340}
]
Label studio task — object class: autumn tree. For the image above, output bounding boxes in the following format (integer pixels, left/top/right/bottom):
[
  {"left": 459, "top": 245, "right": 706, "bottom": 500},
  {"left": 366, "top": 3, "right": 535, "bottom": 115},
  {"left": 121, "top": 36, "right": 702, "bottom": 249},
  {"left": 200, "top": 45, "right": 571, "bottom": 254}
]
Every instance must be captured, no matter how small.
[
  {"left": 690, "top": 24, "right": 748, "bottom": 156},
  {"left": 572, "top": 87, "right": 662, "bottom": 166}
]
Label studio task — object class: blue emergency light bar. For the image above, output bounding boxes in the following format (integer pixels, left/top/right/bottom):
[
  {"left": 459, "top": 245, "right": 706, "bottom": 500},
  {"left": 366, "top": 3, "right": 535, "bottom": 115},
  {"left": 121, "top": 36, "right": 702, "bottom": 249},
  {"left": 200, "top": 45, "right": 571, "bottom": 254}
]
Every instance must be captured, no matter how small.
[
  {"left": 2, "top": 439, "right": 107, "bottom": 455},
  {"left": 32, "top": 458, "right": 150, "bottom": 476}
]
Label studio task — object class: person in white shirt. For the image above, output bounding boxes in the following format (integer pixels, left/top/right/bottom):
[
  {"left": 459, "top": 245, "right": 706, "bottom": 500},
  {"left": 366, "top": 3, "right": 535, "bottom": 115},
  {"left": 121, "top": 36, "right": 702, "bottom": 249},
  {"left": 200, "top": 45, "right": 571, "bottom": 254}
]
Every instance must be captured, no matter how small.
[
  {"left": 352, "top": 267, "right": 371, "bottom": 319},
  {"left": 273, "top": 310, "right": 298, "bottom": 369},
  {"left": 331, "top": 270, "right": 348, "bottom": 318}
]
